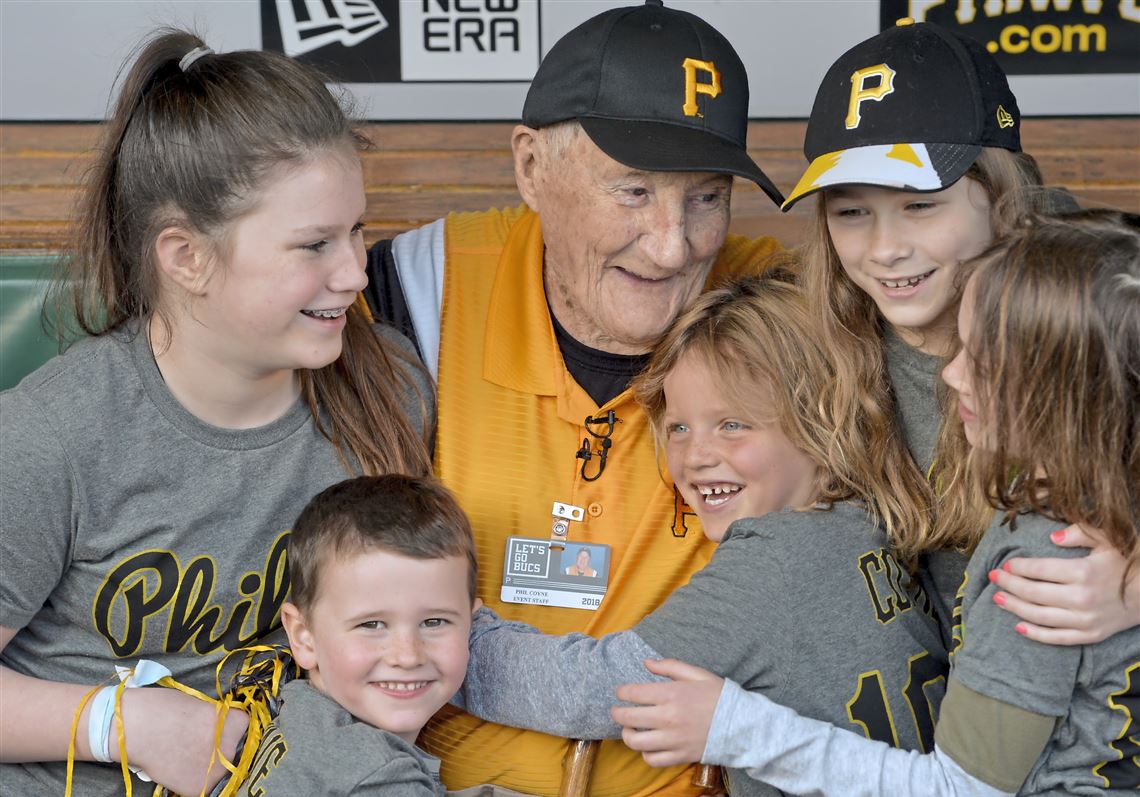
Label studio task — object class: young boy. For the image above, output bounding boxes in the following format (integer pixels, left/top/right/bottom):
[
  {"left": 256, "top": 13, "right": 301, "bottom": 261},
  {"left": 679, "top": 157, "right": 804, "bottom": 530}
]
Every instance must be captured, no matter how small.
[{"left": 237, "top": 475, "right": 479, "bottom": 796}]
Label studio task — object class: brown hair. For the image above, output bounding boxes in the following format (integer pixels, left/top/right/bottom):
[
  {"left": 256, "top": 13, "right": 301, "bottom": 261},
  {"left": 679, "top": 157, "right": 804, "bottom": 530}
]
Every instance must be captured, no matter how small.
[
  {"left": 964, "top": 210, "right": 1139, "bottom": 580},
  {"left": 50, "top": 29, "right": 432, "bottom": 476},
  {"left": 634, "top": 276, "right": 923, "bottom": 536},
  {"left": 288, "top": 474, "right": 478, "bottom": 610},
  {"left": 801, "top": 147, "right": 1046, "bottom": 565}
]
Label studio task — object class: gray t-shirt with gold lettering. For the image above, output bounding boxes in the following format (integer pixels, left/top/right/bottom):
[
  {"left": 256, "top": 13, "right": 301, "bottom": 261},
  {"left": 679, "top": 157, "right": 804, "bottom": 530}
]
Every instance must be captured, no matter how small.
[
  {"left": 0, "top": 325, "right": 428, "bottom": 795},
  {"left": 236, "top": 680, "right": 445, "bottom": 796}
]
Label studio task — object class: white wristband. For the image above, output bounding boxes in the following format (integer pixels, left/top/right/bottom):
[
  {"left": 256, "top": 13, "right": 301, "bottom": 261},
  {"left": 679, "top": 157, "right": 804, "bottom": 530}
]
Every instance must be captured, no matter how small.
[
  {"left": 86, "top": 684, "right": 118, "bottom": 763},
  {"left": 86, "top": 660, "right": 173, "bottom": 772}
]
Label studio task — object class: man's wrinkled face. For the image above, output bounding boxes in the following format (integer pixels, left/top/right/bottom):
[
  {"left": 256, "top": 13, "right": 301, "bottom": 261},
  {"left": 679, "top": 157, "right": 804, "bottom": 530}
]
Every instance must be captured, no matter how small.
[{"left": 532, "top": 131, "right": 732, "bottom": 355}]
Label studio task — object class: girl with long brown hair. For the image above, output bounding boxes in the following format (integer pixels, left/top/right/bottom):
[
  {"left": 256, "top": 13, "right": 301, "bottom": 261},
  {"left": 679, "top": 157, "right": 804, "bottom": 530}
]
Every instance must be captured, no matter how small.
[{"left": 0, "top": 30, "right": 431, "bottom": 795}]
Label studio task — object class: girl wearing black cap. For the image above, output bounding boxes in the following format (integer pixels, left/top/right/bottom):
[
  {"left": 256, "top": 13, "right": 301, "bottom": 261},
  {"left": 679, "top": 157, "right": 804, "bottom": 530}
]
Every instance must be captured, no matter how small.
[
  {"left": 776, "top": 18, "right": 1139, "bottom": 652},
  {"left": 0, "top": 29, "right": 431, "bottom": 795}
]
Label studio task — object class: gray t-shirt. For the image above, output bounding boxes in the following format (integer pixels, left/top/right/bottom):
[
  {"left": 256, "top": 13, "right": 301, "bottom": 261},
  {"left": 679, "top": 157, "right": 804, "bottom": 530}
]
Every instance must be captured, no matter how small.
[
  {"left": 884, "top": 327, "right": 970, "bottom": 641},
  {"left": 235, "top": 680, "right": 445, "bottom": 796},
  {"left": 462, "top": 502, "right": 948, "bottom": 797},
  {"left": 950, "top": 509, "right": 1140, "bottom": 795},
  {"left": 883, "top": 326, "right": 941, "bottom": 478},
  {"left": 0, "top": 325, "right": 428, "bottom": 795}
]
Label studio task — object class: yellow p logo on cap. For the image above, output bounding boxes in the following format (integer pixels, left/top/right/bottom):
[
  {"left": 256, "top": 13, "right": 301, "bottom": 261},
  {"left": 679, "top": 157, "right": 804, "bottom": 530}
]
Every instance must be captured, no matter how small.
[
  {"left": 846, "top": 64, "right": 896, "bottom": 130},
  {"left": 682, "top": 58, "right": 721, "bottom": 117}
]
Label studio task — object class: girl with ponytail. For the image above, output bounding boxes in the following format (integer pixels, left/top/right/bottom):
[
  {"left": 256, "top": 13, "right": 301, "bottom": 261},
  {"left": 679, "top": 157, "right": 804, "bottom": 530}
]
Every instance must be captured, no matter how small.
[{"left": 0, "top": 29, "right": 432, "bottom": 795}]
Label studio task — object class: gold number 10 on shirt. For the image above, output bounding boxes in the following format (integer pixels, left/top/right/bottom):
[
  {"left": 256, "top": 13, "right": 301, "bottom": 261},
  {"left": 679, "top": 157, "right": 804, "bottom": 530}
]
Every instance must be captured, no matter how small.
[{"left": 846, "top": 651, "right": 943, "bottom": 753}]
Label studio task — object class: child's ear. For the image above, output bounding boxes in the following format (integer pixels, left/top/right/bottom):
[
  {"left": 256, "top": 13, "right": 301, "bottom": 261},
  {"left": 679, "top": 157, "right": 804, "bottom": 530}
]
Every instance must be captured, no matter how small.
[
  {"left": 281, "top": 602, "right": 319, "bottom": 671},
  {"left": 154, "top": 224, "right": 214, "bottom": 296},
  {"left": 471, "top": 597, "right": 484, "bottom": 615}
]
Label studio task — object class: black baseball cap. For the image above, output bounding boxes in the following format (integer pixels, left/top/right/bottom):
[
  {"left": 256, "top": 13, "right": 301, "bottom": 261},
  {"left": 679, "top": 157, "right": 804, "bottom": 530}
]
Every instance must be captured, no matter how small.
[
  {"left": 522, "top": 0, "right": 783, "bottom": 206},
  {"left": 782, "top": 18, "right": 1021, "bottom": 210}
]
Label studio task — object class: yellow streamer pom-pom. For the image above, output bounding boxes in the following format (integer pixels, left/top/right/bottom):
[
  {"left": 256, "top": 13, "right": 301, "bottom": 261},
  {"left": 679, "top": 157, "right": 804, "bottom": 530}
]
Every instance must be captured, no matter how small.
[{"left": 66, "top": 645, "right": 298, "bottom": 797}]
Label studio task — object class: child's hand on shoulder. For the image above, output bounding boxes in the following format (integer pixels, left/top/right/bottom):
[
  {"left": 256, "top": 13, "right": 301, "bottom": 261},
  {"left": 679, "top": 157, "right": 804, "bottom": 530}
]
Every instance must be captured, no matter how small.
[
  {"left": 610, "top": 658, "right": 724, "bottom": 768},
  {"left": 990, "top": 522, "right": 1140, "bottom": 645}
]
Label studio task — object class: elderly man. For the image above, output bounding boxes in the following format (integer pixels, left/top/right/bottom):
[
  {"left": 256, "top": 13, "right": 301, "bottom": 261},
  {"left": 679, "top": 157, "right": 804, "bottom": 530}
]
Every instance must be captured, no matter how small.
[{"left": 363, "top": 2, "right": 783, "bottom": 794}]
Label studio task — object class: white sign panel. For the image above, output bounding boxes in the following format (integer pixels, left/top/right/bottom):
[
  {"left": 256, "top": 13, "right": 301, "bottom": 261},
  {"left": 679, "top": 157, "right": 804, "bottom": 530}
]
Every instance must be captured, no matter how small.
[{"left": 400, "top": 0, "right": 541, "bottom": 81}]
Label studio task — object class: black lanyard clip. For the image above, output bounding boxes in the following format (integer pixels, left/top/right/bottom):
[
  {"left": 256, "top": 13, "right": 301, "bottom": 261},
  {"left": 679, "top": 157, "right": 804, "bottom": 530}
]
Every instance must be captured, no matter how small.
[{"left": 576, "top": 410, "right": 620, "bottom": 482}]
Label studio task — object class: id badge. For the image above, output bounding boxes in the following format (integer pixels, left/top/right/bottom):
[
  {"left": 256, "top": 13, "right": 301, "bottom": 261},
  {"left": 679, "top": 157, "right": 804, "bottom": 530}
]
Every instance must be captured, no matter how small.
[{"left": 500, "top": 536, "right": 610, "bottom": 611}]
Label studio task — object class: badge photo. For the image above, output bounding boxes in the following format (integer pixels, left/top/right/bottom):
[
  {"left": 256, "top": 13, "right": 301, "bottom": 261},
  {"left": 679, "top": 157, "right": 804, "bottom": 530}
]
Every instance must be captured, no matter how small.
[{"left": 500, "top": 537, "right": 611, "bottom": 611}]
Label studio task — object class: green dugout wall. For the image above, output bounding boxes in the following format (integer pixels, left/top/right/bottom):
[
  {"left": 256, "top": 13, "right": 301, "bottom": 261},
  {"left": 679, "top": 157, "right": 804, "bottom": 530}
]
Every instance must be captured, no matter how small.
[{"left": 1, "top": 257, "right": 64, "bottom": 391}]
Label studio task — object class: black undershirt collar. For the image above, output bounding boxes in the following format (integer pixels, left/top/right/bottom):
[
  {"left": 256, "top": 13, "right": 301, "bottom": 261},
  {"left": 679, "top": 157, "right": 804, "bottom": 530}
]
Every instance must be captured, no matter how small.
[{"left": 549, "top": 309, "right": 650, "bottom": 407}]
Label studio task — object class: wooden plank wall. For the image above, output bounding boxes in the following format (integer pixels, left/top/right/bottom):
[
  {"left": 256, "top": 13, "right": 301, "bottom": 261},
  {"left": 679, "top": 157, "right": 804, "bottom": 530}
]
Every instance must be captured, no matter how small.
[{"left": 1, "top": 118, "right": 1137, "bottom": 255}]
